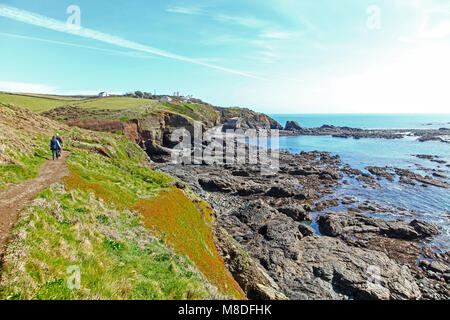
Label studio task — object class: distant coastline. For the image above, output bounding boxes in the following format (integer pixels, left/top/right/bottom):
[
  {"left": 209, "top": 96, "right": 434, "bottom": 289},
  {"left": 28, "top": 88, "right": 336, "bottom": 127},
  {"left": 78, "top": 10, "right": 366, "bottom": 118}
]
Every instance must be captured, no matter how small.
[{"left": 270, "top": 113, "right": 450, "bottom": 130}]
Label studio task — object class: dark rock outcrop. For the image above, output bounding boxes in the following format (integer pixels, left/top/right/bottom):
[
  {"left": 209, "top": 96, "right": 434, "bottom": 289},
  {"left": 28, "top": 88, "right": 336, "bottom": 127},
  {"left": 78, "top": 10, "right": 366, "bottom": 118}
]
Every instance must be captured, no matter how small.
[
  {"left": 215, "top": 106, "right": 283, "bottom": 130},
  {"left": 212, "top": 224, "right": 288, "bottom": 300},
  {"left": 277, "top": 203, "right": 312, "bottom": 222},
  {"left": 284, "top": 121, "right": 302, "bottom": 131},
  {"left": 287, "top": 236, "right": 421, "bottom": 300},
  {"left": 318, "top": 212, "right": 441, "bottom": 240},
  {"left": 198, "top": 176, "right": 236, "bottom": 193}
]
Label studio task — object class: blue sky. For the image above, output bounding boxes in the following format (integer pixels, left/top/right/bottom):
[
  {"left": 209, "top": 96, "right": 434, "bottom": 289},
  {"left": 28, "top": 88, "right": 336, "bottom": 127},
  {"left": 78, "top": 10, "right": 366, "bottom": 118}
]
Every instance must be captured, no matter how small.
[{"left": 0, "top": 0, "right": 449, "bottom": 113}]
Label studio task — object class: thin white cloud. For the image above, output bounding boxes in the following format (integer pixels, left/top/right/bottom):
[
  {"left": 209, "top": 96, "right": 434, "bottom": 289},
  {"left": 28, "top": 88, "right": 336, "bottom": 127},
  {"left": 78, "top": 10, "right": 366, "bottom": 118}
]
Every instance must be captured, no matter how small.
[
  {"left": 0, "top": 81, "right": 57, "bottom": 94},
  {"left": 166, "top": 4, "right": 299, "bottom": 63},
  {"left": 0, "top": 32, "right": 156, "bottom": 59},
  {"left": 259, "top": 31, "right": 292, "bottom": 39},
  {"left": 213, "top": 14, "right": 268, "bottom": 29},
  {"left": 0, "top": 4, "right": 264, "bottom": 80},
  {"left": 166, "top": 6, "right": 205, "bottom": 15},
  {"left": 165, "top": 5, "right": 275, "bottom": 30}
]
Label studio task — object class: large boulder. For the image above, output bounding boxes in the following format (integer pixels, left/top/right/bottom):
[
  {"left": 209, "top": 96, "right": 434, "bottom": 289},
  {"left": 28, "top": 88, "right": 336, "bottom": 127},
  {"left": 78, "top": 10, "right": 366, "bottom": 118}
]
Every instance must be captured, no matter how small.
[
  {"left": 277, "top": 203, "right": 312, "bottom": 222},
  {"left": 231, "top": 200, "right": 277, "bottom": 232},
  {"left": 284, "top": 121, "right": 302, "bottom": 131},
  {"left": 198, "top": 176, "right": 236, "bottom": 193},
  {"left": 212, "top": 225, "right": 288, "bottom": 300},
  {"left": 248, "top": 234, "right": 421, "bottom": 300},
  {"left": 318, "top": 212, "right": 441, "bottom": 240},
  {"left": 292, "top": 236, "right": 422, "bottom": 300},
  {"left": 265, "top": 184, "right": 316, "bottom": 200},
  {"left": 235, "top": 182, "right": 267, "bottom": 196},
  {"left": 258, "top": 216, "right": 304, "bottom": 260}
]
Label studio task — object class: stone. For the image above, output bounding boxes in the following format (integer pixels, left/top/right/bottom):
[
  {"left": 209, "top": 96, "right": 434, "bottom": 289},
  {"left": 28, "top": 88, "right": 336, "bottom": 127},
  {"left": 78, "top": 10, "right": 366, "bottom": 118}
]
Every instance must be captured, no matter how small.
[
  {"left": 298, "top": 223, "right": 315, "bottom": 237},
  {"left": 428, "top": 261, "right": 449, "bottom": 274},
  {"left": 277, "top": 204, "right": 312, "bottom": 222},
  {"left": 317, "top": 212, "right": 440, "bottom": 241},
  {"left": 284, "top": 121, "right": 302, "bottom": 131},
  {"left": 198, "top": 176, "right": 236, "bottom": 193}
]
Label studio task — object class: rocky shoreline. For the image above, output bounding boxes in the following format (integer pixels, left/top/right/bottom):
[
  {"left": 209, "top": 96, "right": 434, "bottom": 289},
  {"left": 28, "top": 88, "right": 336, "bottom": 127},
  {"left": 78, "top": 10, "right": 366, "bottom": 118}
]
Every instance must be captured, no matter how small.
[
  {"left": 51, "top": 101, "right": 449, "bottom": 299},
  {"left": 280, "top": 122, "right": 450, "bottom": 143},
  {"left": 151, "top": 144, "right": 450, "bottom": 300}
]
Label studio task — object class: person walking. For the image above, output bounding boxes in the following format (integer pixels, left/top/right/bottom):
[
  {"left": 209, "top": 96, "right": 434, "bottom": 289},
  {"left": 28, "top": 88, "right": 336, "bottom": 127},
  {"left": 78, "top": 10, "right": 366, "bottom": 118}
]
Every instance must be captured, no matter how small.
[
  {"left": 56, "top": 133, "right": 63, "bottom": 146},
  {"left": 56, "top": 133, "right": 63, "bottom": 158},
  {"left": 50, "top": 136, "right": 61, "bottom": 160}
]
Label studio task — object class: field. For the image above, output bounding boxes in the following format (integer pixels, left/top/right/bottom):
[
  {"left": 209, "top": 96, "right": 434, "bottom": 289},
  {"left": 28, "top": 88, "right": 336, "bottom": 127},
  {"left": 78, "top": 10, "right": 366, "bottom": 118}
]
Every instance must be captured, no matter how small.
[
  {"left": 72, "top": 97, "right": 154, "bottom": 111},
  {"left": 3, "top": 93, "right": 91, "bottom": 101},
  {"left": 0, "top": 93, "right": 154, "bottom": 114},
  {"left": 0, "top": 93, "right": 81, "bottom": 113},
  {"left": 0, "top": 92, "right": 220, "bottom": 131}
]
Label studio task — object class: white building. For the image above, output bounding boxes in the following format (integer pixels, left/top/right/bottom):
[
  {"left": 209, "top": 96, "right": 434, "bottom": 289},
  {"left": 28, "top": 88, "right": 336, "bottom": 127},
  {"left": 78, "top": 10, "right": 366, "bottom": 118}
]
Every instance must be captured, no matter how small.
[
  {"left": 160, "top": 96, "right": 173, "bottom": 102},
  {"left": 99, "top": 92, "right": 109, "bottom": 97}
]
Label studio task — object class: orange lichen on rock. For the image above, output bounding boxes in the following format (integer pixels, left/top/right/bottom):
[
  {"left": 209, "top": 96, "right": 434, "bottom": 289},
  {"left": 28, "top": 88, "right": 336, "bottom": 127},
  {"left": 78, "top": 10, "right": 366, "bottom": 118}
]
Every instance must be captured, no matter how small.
[{"left": 134, "top": 188, "right": 246, "bottom": 300}]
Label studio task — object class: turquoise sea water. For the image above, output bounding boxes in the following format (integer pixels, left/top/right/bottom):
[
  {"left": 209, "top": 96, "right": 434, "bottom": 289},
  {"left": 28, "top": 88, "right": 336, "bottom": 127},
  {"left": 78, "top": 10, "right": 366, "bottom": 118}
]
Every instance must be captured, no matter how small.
[
  {"left": 270, "top": 114, "right": 450, "bottom": 129},
  {"left": 266, "top": 114, "right": 450, "bottom": 251}
]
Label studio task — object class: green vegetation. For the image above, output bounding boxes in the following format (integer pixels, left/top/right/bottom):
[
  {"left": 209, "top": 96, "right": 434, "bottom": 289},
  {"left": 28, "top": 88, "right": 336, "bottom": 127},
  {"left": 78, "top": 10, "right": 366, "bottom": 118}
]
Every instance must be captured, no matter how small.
[
  {"left": 0, "top": 183, "right": 213, "bottom": 300},
  {"left": 5, "top": 93, "right": 89, "bottom": 101},
  {"left": 62, "top": 135, "right": 171, "bottom": 208},
  {"left": 0, "top": 93, "right": 154, "bottom": 114},
  {"left": 103, "top": 100, "right": 219, "bottom": 126},
  {"left": 72, "top": 97, "right": 153, "bottom": 111},
  {"left": 0, "top": 92, "right": 219, "bottom": 131},
  {"left": 0, "top": 138, "right": 48, "bottom": 187},
  {"left": 0, "top": 106, "right": 245, "bottom": 300},
  {"left": 0, "top": 93, "right": 80, "bottom": 113},
  {"left": 161, "top": 102, "right": 219, "bottom": 124},
  {"left": 135, "top": 188, "right": 245, "bottom": 299},
  {"left": 0, "top": 103, "right": 68, "bottom": 189}
]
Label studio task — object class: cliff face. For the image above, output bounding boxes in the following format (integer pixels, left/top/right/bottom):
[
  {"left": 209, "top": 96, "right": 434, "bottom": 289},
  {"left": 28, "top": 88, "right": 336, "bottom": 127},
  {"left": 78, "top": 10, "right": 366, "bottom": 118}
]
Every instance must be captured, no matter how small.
[
  {"left": 214, "top": 107, "right": 283, "bottom": 130},
  {"left": 66, "top": 104, "right": 283, "bottom": 162}
]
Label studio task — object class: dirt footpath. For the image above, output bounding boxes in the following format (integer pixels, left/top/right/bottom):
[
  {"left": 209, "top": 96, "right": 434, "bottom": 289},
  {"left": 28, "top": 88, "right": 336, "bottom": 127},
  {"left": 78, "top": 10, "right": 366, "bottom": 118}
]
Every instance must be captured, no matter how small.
[{"left": 0, "top": 151, "right": 69, "bottom": 263}]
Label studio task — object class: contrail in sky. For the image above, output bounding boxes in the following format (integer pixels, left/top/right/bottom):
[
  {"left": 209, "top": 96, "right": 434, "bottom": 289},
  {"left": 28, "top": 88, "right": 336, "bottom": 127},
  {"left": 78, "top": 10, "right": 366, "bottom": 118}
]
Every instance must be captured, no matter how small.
[
  {"left": 0, "top": 32, "right": 156, "bottom": 58},
  {"left": 0, "top": 4, "right": 265, "bottom": 80}
]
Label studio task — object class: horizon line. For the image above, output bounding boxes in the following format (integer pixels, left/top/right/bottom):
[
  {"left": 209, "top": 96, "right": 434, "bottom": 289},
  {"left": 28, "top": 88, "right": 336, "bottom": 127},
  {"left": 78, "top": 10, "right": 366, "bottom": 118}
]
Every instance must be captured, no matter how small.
[{"left": 1, "top": 91, "right": 450, "bottom": 116}]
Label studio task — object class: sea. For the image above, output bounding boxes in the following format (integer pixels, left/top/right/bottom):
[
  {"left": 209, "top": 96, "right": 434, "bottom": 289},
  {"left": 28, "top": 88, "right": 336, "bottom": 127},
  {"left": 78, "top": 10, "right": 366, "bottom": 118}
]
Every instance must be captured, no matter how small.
[{"left": 267, "top": 114, "right": 450, "bottom": 251}]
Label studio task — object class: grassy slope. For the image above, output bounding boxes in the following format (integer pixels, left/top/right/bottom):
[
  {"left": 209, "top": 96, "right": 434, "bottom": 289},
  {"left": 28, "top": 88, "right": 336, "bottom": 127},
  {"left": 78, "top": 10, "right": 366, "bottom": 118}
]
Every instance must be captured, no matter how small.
[
  {"left": 72, "top": 97, "right": 153, "bottom": 111},
  {"left": 0, "top": 103, "right": 69, "bottom": 189},
  {"left": 6, "top": 93, "right": 89, "bottom": 101},
  {"left": 105, "top": 101, "right": 219, "bottom": 125},
  {"left": 0, "top": 93, "right": 153, "bottom": 114},
  {"left": 0, "top": 104, "right": 245, "bottom": 300},
  {"left": 0, "top": 92, "right": 219, "bottom": 126},
  {"left": 0, "top": 93, "right": 81, "bottom": 113}
]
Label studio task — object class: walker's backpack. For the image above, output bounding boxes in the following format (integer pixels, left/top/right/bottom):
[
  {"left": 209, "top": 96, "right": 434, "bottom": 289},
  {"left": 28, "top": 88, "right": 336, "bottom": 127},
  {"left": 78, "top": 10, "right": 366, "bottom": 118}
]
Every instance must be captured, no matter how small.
[{"left": 50, "top": 138, "right": 59, "bottom": 150}]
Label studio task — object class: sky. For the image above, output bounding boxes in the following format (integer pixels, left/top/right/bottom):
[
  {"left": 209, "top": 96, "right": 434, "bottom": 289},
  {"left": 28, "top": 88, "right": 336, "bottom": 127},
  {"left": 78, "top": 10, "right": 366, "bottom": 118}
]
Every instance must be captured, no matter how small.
[{"left": 0, "top": 0, "right": 449, "bottom": 114}]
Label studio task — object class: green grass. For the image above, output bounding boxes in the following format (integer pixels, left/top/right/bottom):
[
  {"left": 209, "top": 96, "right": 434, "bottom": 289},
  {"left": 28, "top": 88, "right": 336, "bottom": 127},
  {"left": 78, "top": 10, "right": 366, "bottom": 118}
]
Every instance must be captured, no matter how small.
[
  {"left": 71, "top": 97, "right": 153, "bottom": 111},
  {"left": 0, "top": 93, "right": 154, "bottom": 114},
  {"left": 0, "top": 184, "right": 212, "bottom": 300},
  {"left": 0, "top": 143, "right": 48, "bottom": 187},
  {"left": 0, "top": 115, "right": 243, "bottom": 300},
  {"left": 62, "top": 144, "right": 172, "bottom": 208},
  {"left": 104, "top": 100, "right": 219, "bottom": 126},
  {"left": 0, "top": 93, "right": 80, "bottom": 113},
  {"left": 11, "top": 93, "right": 88, "bottom": 101},
  {"left": 0, "top": 104, "right": 69, "bottom": 189},
  {"left": 0, "top": 93, "right": 219, "bottom": 133}
]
